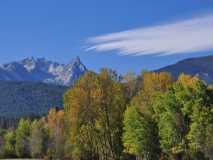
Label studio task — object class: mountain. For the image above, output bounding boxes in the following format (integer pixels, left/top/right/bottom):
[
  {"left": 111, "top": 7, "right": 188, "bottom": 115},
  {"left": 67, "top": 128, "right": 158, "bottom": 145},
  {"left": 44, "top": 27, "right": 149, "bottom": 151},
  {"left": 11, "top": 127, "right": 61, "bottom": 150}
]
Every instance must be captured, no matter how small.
[
  {"left": 156, "top": 55, "right": 213, "bottom": 83},
  {"left": 0, "top": 57, "right": 86, "bottom": 119},
  {"left": 0, "top": 81, "right": 67, "bottom": 118},
  {"left": 0, "top": 56, "right": 87, "bottom": 86}
]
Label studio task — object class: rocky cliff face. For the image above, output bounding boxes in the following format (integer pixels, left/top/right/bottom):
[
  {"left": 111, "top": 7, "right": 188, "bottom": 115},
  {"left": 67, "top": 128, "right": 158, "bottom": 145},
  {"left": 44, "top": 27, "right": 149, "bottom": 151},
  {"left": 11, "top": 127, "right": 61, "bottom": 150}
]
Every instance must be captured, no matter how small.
[{"left": 0, "top": 56, "right": 87, "bottom": 86}]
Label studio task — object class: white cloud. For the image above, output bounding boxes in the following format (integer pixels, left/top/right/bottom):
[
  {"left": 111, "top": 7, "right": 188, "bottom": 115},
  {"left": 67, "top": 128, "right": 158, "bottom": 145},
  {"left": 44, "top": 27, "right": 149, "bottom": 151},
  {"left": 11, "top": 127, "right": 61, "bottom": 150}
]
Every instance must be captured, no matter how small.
[{"left": 86, "top": 14, "right": 213, "bottom": 56}]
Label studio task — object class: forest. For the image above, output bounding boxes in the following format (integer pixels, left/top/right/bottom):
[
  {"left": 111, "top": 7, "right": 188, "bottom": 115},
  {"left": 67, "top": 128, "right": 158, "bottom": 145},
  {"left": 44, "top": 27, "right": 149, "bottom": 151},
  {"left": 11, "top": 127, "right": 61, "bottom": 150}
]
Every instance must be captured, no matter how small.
[
  {"left": 0, "top": 69, "right": 213, "bottom": 160},
  {"left": 0, "top": 81, "right": 66, "bottom": 119}
]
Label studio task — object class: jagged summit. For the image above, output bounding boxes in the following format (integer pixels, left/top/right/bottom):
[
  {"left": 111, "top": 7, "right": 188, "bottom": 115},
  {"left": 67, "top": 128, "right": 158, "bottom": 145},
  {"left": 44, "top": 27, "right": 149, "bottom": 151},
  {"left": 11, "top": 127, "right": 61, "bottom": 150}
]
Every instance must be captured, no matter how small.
[
  {"left": 0, "top": 56, "right": 87, "bottom": 86},
  {"left": 71, "top": 56, "right": 81, "bottom": 64}
]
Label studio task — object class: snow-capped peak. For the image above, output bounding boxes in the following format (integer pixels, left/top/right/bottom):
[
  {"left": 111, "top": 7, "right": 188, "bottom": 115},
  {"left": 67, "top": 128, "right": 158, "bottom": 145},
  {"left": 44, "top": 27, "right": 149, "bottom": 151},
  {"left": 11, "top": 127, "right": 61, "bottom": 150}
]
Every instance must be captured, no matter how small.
[
  {"left": 21, "top": 57, "right": 37, "bottom": 72},
  {"left": 0, "top": 57, "right": 87, "bottom": 86}
]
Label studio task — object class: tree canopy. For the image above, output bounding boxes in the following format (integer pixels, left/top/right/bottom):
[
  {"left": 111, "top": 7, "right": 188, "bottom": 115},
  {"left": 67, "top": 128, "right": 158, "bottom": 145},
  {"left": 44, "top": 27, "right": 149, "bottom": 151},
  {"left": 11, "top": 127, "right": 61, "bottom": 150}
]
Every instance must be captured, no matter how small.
[{"left": 1, "top": 71, "right": 213, "bottom": 160}]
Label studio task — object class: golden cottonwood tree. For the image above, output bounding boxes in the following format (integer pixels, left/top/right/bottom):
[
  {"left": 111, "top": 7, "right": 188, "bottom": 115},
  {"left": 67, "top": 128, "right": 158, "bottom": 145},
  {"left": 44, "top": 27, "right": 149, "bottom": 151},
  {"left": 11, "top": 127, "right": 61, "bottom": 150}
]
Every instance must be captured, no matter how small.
[
  {"left": 30, "top": 119, "right": 48, "bottom": 158},
  {"left": 47, "top": 108, "right": 65, "bottom": 159},
  {"left": 64, "top": 69, "right": 126, "bottom": 160}
]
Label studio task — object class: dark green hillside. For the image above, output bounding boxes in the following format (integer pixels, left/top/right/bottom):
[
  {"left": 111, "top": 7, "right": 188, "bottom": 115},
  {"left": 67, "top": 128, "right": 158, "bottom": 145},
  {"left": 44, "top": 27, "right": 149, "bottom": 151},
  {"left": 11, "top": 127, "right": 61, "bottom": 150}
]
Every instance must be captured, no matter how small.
[
  {"left": 156, "top": 55, "right": 213, "bottom": 83},
  {"left": 0, "top": 81, "right": 67, "bottom": 118}
]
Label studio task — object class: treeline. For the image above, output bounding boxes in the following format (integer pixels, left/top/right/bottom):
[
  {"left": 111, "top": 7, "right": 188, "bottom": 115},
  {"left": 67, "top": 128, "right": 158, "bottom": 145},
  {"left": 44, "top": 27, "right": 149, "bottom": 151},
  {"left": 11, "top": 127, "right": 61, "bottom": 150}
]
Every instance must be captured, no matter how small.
[
  {"left": 1, "top": 69, "right": 213, "bottom": 160},
  {"left": 0, "top": 108, "right": 65, "bottom": 159},
  {"left": 0, "top": 81, "right": 66, "bottom": 118}
]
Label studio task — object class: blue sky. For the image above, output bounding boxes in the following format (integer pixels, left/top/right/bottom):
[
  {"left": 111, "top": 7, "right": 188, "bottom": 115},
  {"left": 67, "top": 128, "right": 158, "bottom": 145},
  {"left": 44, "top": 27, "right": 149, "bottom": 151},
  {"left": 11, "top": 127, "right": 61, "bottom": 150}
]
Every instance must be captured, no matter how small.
[{"left": 0, "top": 0, "right": 213, "bottom": 73}]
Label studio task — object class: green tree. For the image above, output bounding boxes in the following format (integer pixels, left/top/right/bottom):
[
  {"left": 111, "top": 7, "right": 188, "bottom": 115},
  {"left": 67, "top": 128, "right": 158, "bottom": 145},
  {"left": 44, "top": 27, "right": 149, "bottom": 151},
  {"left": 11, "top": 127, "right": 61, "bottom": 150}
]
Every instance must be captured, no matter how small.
[
  {"left": 154, "top": 91, "right": 185, "bottom": 159},
  {"left": 153, "top": 74, "right": 209, "bottom": 159},
  {"left": 123, "top": 106, "right": 160, "bottom": 160},
  {"left": 122, "top": 72, "right": 171, "bottom": 160},
  {"left": 30, "top": 119, "right": 48, "bottom": 158},
  {"left": 2, "top": 130, "right": 16, "bottom": 158},
  {"left": 187, "top": 105, "right": 213, "bottom": 160},
  {"left": 131, "top": 72, "right": 173, "bottom": 116},
  {"left": 15, "top": 118, "right": 31, "bottom": 158}
]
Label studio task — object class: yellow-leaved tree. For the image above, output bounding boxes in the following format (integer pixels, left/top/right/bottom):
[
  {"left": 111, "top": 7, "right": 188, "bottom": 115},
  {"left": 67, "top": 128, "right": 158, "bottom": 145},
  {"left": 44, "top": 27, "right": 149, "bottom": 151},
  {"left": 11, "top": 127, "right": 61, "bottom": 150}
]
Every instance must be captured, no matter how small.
[{"left": 64, "top": 69, "right": 127, "bottom": 160}]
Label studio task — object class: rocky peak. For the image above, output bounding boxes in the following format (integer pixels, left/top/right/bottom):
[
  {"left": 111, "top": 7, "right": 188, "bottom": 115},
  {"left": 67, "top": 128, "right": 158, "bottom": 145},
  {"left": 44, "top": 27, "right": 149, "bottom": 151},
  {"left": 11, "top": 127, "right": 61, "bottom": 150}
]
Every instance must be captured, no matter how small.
[
  {"left": 21, "top": 56, "right": 37, "bottom": 72},
  {"left": 67, "top": 56, "right": 87, "bottom": 72},
  {"left": 0, "top": 56, "right": 87, "bottom": 86}
]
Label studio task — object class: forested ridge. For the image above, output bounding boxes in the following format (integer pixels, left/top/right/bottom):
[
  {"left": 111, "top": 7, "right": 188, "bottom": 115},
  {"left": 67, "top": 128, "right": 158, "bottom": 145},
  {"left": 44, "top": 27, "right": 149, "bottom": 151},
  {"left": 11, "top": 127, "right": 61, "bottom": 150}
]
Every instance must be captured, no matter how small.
[
  {"left": 0, "top": 81, "right": 67, "bottom": 120},
  {"left": 1, "top": 69, "right": 213, "bottom": 160},
  {"left": 156, "top": 55, "right": 213, "bottom": 84}
]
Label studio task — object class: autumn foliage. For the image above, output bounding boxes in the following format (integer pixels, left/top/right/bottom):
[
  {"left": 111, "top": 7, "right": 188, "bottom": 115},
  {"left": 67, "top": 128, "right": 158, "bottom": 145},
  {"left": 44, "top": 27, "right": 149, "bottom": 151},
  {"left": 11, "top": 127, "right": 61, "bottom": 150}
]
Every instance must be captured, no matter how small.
[{"left": 1, "top": 70, "right": 213, "bottom": 160}]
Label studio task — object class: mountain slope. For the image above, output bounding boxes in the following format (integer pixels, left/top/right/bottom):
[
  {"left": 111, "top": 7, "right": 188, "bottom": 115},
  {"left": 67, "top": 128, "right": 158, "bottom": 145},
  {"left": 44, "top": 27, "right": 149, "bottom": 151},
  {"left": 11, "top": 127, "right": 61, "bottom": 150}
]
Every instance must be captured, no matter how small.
[
  {"left": 156, "top": 55, "right": 213, "bottom": 83},
  {"left": 0, "top": 57, "right": 87, "bottom": 86},
  {"left": 0, "top": 81, "right": 67, "bottom": 118}
]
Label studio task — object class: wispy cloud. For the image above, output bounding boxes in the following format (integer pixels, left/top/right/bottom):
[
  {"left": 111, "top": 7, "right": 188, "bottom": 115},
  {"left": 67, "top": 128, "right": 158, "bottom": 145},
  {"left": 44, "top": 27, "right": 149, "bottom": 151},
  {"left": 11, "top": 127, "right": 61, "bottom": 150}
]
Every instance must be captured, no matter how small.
[{"left": 86, "top": 14, "right": 213, "bottom": 56}]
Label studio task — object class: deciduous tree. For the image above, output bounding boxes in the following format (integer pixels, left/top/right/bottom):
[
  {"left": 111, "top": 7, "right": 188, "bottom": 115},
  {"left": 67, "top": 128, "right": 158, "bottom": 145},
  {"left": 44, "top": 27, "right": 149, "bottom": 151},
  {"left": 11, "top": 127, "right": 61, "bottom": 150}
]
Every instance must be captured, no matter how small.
[{"left": 15, "top": 119, "right": 31, "bottom": 158}]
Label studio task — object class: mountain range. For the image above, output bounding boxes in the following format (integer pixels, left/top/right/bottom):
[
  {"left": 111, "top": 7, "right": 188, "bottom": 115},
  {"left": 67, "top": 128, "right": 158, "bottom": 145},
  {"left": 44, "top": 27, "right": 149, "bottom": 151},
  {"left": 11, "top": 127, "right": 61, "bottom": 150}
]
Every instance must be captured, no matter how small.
[
  {"left": 0, "top": 56, "right": 87, "bottom": 86},
  {"left": 1, "top": 55, "right": 213, "bottom": 85},
  {"left": 0, "top": 55, "right": 213, "bottom": 119},
  {"left": 0, "top": 57, "right": 86, "bottom": 119},
  {"left": 156, "top": 55, "right": 213, "bottom": 83}
]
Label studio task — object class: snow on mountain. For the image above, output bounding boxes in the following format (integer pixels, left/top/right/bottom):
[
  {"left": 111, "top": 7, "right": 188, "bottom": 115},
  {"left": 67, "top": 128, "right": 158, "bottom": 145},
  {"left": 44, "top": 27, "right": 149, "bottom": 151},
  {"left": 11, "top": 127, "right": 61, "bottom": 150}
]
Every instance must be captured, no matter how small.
[{"left": 0, "top": 56, "right": 87, "bottom": 86}]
